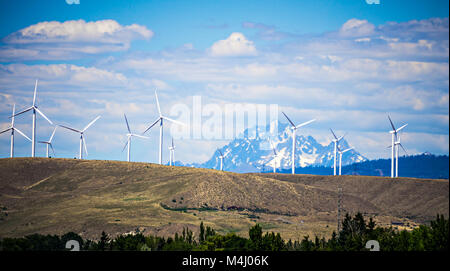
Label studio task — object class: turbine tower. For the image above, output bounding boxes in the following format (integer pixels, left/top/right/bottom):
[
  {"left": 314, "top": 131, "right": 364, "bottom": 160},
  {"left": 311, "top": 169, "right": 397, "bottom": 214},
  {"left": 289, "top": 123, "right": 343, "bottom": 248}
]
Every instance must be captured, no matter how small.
[
  {"left": 395, "top": 133, "right": 408, "bottom": 177},
  {"left": 38, "top": 126, "right": 57, "bottom": 158},
  {"left": 282, "top": 112, "right": 316, "bottom": 175},
  {"left": 122, "top": 114, "right": 149, "bottom": 162},
  {"left": 387, "top": 115, "right": 407, "bottom": 178},
  {"left": 269, "top": 139, "right": 278, "bottom": 173},
  {"left": 10, "top": 80, "right": 53, "bottom": 157},
  {"left": 143, "top": 90, "right": 185, "bottom": 165},
  {"left": 0, "top": 104, "right": 31, "bottom": 157},
  {"left": 59, "top": 116, "right": 101, "bottom": 159},
  {"left": 330, "top": 128, "right": 345, "bottom": 176},
  {"left": 388, "top": 132, "right": 408, "bottom": 178},
  {"left": 168, "top": 138, "right": 175, "bottom": 166},
  {"left": 337, "top": 145, "right": 353, "bottom": 176}
]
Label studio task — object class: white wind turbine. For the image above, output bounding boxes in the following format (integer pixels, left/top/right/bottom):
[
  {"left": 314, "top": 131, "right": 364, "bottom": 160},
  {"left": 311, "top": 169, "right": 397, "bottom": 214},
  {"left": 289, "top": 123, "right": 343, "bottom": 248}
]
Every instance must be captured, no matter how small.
[
  {"left": 122, "top": 114, "right": 149, "bottom": 162},
  {"left": 168, "top": 138, "right": 175, "bottom": 166},
  {"left": 282, "top": 112, "right": 316, "bottom": 175},
  {"left": 387, "top": 115, "right": 407, "bottom": 178},
  {"left": 10, "top": 80, "right": 53, "bottom": 157},
  {"left": 59, "top": 116, "right": 101, "bottom": 159},
  {"left": 38, "top": 126, "right": 57, "bottom": 158},
  {"left": 269, "top": 139, "right": 278, "bottom": 173},
  {"left": 143, "top": 90, "right": 185, "bottom": 165},
  {"left": 0, "top": 104, "right": 32, "bottom": 157},
  {"left": 217, "top": 149, "right": 227, "bottom": 171},
  {"left": 330, "top": 128, "right": 346, "bottom": 176},
  {"left": 337, "top": 145, "right": 353, "bottom": 176}
]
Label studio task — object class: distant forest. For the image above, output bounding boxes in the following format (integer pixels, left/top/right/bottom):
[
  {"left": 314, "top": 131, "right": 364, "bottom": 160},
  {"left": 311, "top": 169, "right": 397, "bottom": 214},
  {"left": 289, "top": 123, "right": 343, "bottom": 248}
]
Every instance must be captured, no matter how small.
[
  {"left": 273, "top": 154, "right": 449, "bottom": 179},
  {"left": 0, "top": 213, "right": 448, "bottom": 251}
]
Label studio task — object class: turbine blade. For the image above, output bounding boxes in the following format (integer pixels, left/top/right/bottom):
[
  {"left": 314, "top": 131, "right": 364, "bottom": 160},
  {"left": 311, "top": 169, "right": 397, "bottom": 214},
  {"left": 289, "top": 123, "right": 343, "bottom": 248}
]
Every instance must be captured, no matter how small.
[
  {"left": 82, "top": 115, "right": 101, "bottom": 132},
  {"left": 162, "top": 116, "right": 186, "bottom": 126},
  {"left": 269, "top": 139, "right": 277, "bottom": 155},
  {"left": 58, "top": 125, "right": 81, "bottom": 133},
  {"left": 399, "top": 143, "right": 408, "bottom": 156},
  {"left": 122, "top": 140, "right": 129, "bottom": 153},
  {"left": 11, "top": 104, "right": 15, "bottom": 126},
  {"left": 343, "top": 147, "right": 354, "bottom": 153},
  {"left": 396, "top": 124, "right": 408, "bottom": 132},
  {"left": 338, "top": 132, "right": 347, "bottom": 142},
  {"left": 142, "top": 118, "right": 161, "bottom": 134},
  {"left": 10, "top": 107, "right": 33, "bottom": 118},
  {"left": 387, "top": 115, "right": 396, "bottom": 131},
  {"left": 14, "top": 128, "right": 32, "bottom": 141},
  {"left": 35, "top": 107, "right": 53, "bottom": 125},
  {"left": 49, "top": 143, "right": 55, "bottom": 156},
  {"left": 296, "top": 119, "right": 316, "bottom": 129},
  {"left": 33, "top": 79, "right": 38, "bottom": 106},
  {"left": 218, "top": 149, "right": 223, "bottom": 157},
  {"left": 330, "top": 128, "right": 338, "bottom": 140},
  {"left": 0, "top": 127, "right": 12, "bottom": 135},
  {"left": 49, "top": 126, "right": 57, "bottom": 142},
  {"left": 282, "top": 112, "right": 296, "bottom": 127},
  {"left": 124, "top": 114, "right": 131, "bottom": 133},
  {"left": 131, "top": 134, "right": 149, "bottom": 139},
  {"left": 155, "top": 90, "right": 161, "bottom": 116}
]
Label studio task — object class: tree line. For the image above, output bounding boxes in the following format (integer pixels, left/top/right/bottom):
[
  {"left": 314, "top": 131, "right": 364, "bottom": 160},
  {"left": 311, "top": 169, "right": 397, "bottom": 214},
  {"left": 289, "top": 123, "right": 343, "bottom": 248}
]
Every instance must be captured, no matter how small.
[{"left": 0, "top": 213, "right": 447, "bottom": 251}]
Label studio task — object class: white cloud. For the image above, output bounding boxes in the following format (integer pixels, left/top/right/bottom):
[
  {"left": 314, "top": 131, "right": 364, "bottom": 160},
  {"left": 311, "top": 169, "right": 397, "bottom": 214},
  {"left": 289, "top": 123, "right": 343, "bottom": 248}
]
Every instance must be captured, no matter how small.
[
  {"left": 209, "top": 32, "right": 257, "bottom": 57},
  {"left": 5, "top": 19, "right": 152, "bottom": 44},
  {"left": 339, "top": 19, "right": 375, "bottom": 37},
  {"left": 1, "top": 19, "right": 153, "bottom": 60}
]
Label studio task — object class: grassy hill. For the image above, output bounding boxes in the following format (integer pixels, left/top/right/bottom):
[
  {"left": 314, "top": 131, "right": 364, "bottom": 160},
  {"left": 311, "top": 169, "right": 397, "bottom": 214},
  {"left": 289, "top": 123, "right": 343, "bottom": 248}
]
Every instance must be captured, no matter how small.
[{"left": 0, "top": 158, "right": 448, "bottom": 241}]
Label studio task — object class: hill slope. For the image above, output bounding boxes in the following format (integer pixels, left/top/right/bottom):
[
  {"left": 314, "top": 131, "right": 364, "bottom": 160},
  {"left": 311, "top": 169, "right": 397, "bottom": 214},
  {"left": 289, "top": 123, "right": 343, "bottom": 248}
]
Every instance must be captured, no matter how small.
[{"left": 0, "top": 158, "right": 448, "bottom": 240}]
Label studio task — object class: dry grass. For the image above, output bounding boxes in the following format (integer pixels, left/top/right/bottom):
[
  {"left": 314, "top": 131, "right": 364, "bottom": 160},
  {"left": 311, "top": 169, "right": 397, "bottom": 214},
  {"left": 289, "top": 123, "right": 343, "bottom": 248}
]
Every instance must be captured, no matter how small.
[{"left": 0, "top": 158, "right": 447, "bottom": 241}]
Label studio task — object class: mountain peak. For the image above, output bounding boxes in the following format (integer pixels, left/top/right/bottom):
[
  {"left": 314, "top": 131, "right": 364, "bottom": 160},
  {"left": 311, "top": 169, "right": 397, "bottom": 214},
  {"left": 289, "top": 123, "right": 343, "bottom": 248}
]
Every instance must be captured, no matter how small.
[{"left": 190, "top": 122, "right": 367, "bottom": 173}]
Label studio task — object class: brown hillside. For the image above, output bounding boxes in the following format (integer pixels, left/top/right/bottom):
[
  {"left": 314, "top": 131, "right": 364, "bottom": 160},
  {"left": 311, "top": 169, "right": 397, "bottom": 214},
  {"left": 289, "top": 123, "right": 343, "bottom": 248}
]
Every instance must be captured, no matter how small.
[{"left": 0, "top": 158, "right": 448, "bottom": 240}]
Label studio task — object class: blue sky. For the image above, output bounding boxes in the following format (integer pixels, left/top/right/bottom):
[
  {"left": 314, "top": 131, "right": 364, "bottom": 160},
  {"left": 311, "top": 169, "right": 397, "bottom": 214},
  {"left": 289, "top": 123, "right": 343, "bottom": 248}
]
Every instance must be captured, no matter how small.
[{"left": 0, "top": 0, "right": 448, "bottom": 164}]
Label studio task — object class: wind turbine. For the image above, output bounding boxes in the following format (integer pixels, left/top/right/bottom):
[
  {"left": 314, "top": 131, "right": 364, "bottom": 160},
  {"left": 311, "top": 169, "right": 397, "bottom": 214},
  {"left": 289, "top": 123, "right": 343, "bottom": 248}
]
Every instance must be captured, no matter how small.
[
  {"left": 122, "top": 114, "right": 149, "bottom": 162},
  {"left": 10, "top": 80, "right": 53, "bottom": 157},
  {"left": 387, "top": 115, "right": 407, "bottom": 178},
  {"left": 58, "top": 116, "right": 101, "bottom": 159},
  {"left": 269, "top": 139, "right": 278, "bottom": 173},
  {"left": 38, "top": 126, "right": 57, "bottom": 158},
  {"left": 330, "top": 128, "right": 346, "bottom": 176},
  {"left": 282, "top": 112, "right": 316, "bottom": 175},
  {"left": 337, "top": 145, "right": 353, "bottom": 176},
  {"left": 217, "top": 149, "right": 227, "bottom": 171},
  {"left": 168, "top": 138, "right": 175, "bottom": 166},
  {"left": 143, "top": 90, "right": 185, "bottom": 165},
  {"left": 0, "top": 104, "right": 31, "bottom": 157}
]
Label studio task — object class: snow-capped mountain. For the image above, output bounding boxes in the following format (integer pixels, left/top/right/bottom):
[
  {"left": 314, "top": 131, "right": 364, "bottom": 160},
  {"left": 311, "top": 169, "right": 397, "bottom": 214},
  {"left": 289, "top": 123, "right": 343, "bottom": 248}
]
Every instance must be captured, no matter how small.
[{"left": 189, "top": 122, "right": 367, "bottom": 173}]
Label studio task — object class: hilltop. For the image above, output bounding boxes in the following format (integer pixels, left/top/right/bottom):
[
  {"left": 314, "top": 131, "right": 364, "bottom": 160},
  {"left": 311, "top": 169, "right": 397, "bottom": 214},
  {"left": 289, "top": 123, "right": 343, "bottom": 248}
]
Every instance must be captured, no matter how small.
[{"left": 0, "top": 158, "right": 448, "bottom": 241}]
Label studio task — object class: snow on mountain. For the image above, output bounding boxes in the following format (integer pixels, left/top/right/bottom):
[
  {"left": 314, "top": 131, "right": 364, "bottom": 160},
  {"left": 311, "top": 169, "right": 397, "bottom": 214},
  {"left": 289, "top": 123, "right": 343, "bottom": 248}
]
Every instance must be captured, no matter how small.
[{"left": 188, "top": 122, "right": 367, "bottom": 173}]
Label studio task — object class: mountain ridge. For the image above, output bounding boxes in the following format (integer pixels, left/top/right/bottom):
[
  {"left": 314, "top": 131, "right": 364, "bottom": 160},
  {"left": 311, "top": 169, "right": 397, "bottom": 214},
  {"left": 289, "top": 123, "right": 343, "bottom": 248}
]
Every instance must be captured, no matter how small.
[{"left": 183, "top": 122, "right": 366, "bottom": 173}]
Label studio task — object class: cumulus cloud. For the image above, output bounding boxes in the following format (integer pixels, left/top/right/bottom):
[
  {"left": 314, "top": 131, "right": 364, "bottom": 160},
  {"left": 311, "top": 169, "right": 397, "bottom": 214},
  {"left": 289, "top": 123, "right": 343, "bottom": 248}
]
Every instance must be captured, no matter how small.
[
  {"left": 0, "top": 19, "right": 153, "bottom": 60},
  {"left": 339, "top": 19, "right": 375, "bottom": 37},
  {"left": 209, "top": 32, "right": 257, "bottom": 57}
]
